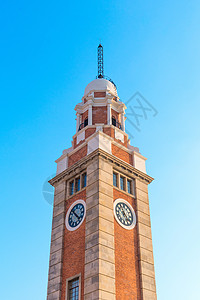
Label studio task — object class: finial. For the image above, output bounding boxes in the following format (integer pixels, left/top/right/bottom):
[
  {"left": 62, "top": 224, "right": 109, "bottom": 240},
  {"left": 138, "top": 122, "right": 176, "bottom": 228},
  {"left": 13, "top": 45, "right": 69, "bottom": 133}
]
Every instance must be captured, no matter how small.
[{"left": 98, "top": 43, "right": 104, "bottom": 78}]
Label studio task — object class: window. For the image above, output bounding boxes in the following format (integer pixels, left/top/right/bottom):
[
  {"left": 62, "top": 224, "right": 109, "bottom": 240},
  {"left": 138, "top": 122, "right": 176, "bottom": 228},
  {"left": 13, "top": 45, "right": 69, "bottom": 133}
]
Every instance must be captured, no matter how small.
[
  {"left": 120, "top": 176, "right": 125, "bottom": 190},
  {"left": 69, "top": 181, "right": 74, "bottom": 196},
  {"left": 84, "top": 118, "right": 88, "bottom": 127},
  {"left": 113, "top": 171, "right": 135, "bottom": 196},
  {"left": 127, "top": 179, "right": 132, "bottom": 194},
  {"left": 82, "top": 173, "right": 87, "bottom": 188},
  {"left": 68, "top": 277, "right": 79, "bottom": 300},
  {"left": 113, "top": 173, "right": 118, "bottom": 187},
  {"left": 68, "top": 171, "right": 87, "bottom": 197},
  {"left": 112, "top": 116, "right": 116, "bottom": 126},
  {"left": 75, "top": 177, "right": 80, "bottom": 193}
]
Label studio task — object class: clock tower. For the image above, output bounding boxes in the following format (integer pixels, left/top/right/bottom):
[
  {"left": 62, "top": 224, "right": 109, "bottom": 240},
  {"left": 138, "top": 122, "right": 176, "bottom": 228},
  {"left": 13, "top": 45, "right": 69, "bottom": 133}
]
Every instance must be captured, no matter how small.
[{"left": 47, "top": 44, "right": 157, "bottom": 300}]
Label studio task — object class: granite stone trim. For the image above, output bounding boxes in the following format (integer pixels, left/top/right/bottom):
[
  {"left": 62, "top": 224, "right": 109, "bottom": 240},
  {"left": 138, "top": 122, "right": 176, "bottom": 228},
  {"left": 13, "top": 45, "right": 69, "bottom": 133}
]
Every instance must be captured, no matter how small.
[
  {"left": 84, "top": 157, "right": 116, "bottom": 300},
  {"left": 47, "top": 182, "right": 66, "bottom": 300},
  {"left": 135, "top": 179, "right": 157, "bottom": 300}
]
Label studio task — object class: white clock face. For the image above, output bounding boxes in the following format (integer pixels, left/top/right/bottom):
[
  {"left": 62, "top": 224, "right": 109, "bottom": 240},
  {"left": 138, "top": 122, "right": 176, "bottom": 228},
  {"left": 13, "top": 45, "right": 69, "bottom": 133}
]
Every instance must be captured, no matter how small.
[
  {"left": 113, "top": 199, "right": 136, "bottom": 230},
  {"left": 65, "top": 200, "right": 86, "bottom": 231}
]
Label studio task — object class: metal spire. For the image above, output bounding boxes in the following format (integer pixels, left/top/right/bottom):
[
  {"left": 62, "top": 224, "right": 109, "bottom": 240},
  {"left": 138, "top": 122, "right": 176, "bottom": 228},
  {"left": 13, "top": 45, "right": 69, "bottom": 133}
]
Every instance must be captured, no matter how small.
[{"left": 97, "top": 44, "right": 104, "bottom": 78}]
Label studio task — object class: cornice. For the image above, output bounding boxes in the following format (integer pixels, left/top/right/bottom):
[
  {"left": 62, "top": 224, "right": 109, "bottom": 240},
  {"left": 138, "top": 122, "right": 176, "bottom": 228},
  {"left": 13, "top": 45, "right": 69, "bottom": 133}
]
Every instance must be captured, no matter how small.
[
  {"left": 82, "top": 89, "right": 117, "bottom": 99},
  {"left": 75, "top": 93, "right": 126, "bottom": 114},
  {"left": 97, "top": 149, "right": 153, "bottom": 183},
  {"left": 55, "top": 129, "right": 145, "bottom": 171},
  {"left": 49, "top": 148, "right": 154, "bottom": 187}
]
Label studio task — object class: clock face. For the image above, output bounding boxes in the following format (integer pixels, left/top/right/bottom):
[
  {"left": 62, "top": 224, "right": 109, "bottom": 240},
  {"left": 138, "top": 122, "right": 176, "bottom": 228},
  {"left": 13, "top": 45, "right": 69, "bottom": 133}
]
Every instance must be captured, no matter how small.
[
  {"left": 65, "top": 200, "right": 86, "bottom": 231},
  {"left": 113, "top": 199, "right": 136, "bottom": 230}
]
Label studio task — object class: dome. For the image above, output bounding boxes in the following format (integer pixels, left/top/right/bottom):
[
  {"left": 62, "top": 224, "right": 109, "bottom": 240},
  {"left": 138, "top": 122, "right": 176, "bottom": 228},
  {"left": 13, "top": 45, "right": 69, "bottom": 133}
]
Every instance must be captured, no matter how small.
[{"left": 84, "top": 78, "right": 117, "bottom": 97}]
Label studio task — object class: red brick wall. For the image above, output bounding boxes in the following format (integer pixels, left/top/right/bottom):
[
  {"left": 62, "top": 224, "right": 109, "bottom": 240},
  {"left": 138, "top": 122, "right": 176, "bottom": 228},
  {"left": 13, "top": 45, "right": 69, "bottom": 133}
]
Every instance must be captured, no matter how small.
[
  {"left": 92, "top": 106, "right": 107, "bottom": 125},
  {"left": 103, "top": 127, "right": 115, "bottom": 139},
  {"left": 73, "top": 136, "right": 86, "bottom": 149},
  {"left": 114, "top": 134, "right": 128, "bottom": 148},
  {"left": 74, "top": 126, "right": 128, "bottom": 149},
  {"left": 68, "top": 145, "right": 87, "bottom": 167},
  {"left": 124, "top": 135, "right": 128, "bottom": 147},
  {"left": 73, "top": 136, "right": 77, "bottom": 148},
  {"left": 112, "top": 144, "right": 133, "bottom": 165},
  {"left": 103, "top": 127, "right": 128, "bottom": 148},
  {"left": 61, "top": 190, "right": 86, "bottom": 300},
  {"left": 73, "top": 128, "right": 96, "bottom": 149},
  {"left": 113, "top": 189, "right": 141, "bottom": 300},
  {"left": 94, "top": 92, "right": 106, "bottom": 98},
  {"left": 85, "top": 127, "right": 96, "bottom": 139}
]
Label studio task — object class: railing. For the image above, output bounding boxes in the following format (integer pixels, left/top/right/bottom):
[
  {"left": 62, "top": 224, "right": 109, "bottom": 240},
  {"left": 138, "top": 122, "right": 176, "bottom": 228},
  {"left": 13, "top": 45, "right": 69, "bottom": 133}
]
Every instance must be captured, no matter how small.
[
  {"left": 112, "top": 120, "right": 122, "bottom": 130},
  {"left": 115, "top": 121, "right": 122, "bottom": 130},
  {"left": 78, "top": 121, "right": 122, "bottom": 131}
]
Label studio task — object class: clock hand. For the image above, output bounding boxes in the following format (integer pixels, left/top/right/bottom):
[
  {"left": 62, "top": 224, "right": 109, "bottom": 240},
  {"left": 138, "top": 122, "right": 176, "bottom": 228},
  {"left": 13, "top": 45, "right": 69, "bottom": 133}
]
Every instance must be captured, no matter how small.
[
  {"left": 73, "top": 211, "right": 81, "bottom": 219},
  {"left": 121, "top": 208, "right": 129, "bottom": 221},
  {"left": 121, "top": 208, "right": 127, "bottom": 218}
]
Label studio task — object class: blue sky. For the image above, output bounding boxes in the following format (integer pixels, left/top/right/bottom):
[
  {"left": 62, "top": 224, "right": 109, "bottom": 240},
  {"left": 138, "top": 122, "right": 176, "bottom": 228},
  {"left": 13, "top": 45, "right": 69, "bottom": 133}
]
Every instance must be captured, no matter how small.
[{"left": 0, "top": 0, "right": 200, "bottom": 299}]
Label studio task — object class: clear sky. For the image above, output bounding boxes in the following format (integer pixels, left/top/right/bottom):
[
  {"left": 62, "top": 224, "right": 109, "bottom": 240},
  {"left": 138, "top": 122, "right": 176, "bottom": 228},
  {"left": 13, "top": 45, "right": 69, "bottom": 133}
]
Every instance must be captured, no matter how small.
[{"left": 0, "top": 0, "right": 200, "bottom": 299}]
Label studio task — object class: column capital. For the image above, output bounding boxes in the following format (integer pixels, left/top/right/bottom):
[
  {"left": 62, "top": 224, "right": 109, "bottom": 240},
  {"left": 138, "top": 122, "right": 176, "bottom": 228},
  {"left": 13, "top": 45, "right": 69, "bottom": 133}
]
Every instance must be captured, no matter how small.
[{"left": 87, "top": 99, "right": 93, "bottom": 105}]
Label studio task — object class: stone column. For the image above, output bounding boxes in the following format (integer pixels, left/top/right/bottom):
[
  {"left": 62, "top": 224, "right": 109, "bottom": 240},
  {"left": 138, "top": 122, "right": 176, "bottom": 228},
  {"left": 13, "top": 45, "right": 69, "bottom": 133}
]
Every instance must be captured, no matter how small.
[
  {"left": 107, "top": 103, "right": 112, "bottom": 125},
  {"left": 121, "top": 112, "right": 125, "bottom": 131},
  {"left": 88, "top": 104, "right": 92, "bottom": 126},
  {"left": 135, "top": 179, "right": 157, "bottom": 300},
  {"left": 47, "top": 181, "right": 66, "bottom": 300},
  {"left": 84, "top": 156, "right": 116, "bottom": 299},
  {"left": 76, "top": 113, "right": 80, "bottom": 132}
]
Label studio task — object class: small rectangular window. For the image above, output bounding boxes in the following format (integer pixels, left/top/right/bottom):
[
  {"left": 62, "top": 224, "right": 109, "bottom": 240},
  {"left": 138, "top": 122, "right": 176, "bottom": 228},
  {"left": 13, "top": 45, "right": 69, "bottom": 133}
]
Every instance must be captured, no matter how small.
[
  {"left": 75, "top": 177, "right": 80, "bottom": 193},
  {"left": 82, "top": 173, "right": 87, "bottom": 188},
  {"left": 112, "top": 117, "right": 116, "bottom": 126},
  {"left": 68, "top": 277, "right": 79, "bottom": 300},
  {"left": 127, "top": 179, "right": 132, "bottom": 194},
  {"left": 113, "top": 173, "right": 117, "bottom": 187},
  {"left": 69, "top": 181, "right": 74, "bottom": 196},
  {"left": 120, "top": 176, "right": 125, "bottom": 190}
]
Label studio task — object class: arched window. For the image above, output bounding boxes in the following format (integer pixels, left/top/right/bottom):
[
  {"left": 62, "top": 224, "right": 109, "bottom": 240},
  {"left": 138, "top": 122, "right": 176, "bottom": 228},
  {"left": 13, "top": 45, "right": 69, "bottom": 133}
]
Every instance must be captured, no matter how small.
[
  {"left": 112, "top": 116, "right": 116, "bottom": 127},
  {"left": 84, "top": 118, "right": 88, "bottom": 127}
]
